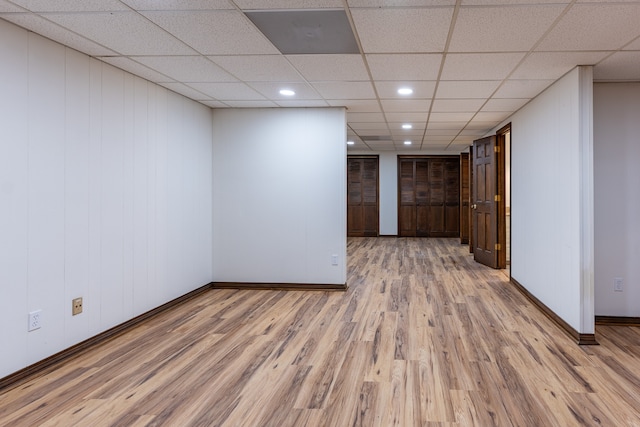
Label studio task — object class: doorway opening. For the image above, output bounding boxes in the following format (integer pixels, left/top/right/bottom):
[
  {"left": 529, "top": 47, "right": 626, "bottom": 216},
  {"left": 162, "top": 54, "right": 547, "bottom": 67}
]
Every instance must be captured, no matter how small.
[{"left": 497, "top": 124, "right": 511, "bottom": 274}]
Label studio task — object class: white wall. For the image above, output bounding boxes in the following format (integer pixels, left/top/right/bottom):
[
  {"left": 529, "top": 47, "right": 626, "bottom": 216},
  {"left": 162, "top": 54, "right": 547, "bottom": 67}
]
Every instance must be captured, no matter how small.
[
  {"left": 379, "top": 153, "right": 398, "bottom": 235},
  {"left": 212, "top": 108, "right": 346, "bottom": 285},
  {"left": 0, "top": 20, "right": 213, "bottom": 378},
  {"left": 501, "top": 67, "right": 594, "bottom": 334},
  {"left": 594, "top": 83, "right": 640, "bottom": 317}
]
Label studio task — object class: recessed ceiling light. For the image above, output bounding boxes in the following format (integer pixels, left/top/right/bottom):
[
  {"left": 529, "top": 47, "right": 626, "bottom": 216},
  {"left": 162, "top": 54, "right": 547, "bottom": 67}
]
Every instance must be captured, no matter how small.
[
  {"left": 347, "top": 140, "right": 355, "bottom": 145},
  {"left": 279, "top": 89, "right": 295, "bottom": 96},
  {"left": 404, "top": 140, "right": 412, "bottom": 145},
  {"left": 402, "top": 124, "right": 412, "bottom": 129},
  {"left": 398, "top": 88, "right": 413, "bottom": 95}
]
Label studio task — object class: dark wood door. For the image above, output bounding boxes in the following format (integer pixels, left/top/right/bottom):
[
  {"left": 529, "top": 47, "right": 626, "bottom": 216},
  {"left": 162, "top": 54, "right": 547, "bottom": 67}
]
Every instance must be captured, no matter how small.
[
  {"left": 472, "top": 136, "right": 498, "bottom": 268},
  {"left": 460, "top": 153, "right": 470, "bottom": 244},
  {"left": 347, "top": 156, "right": 379, "bottom": 237},
  {"left": 469, "top": 146, "right": 474, "bottom": 253},
  {"left": 398, "top": 157, "right": 459, "bottom": 237}
]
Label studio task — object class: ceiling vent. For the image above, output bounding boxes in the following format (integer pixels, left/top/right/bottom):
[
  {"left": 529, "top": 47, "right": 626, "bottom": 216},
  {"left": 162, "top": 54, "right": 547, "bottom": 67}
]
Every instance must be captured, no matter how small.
[{"left": 245, "top": 10, "right": 360, "bottom": 55}]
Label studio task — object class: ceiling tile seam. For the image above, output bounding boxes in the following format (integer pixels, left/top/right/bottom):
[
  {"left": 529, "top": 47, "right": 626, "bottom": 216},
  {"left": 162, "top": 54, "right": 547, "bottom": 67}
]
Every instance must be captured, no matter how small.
[
  {"left": 1, "top": 9, "right": 120, "bottom": 56},
  {"left": 590, "top": 33, "right": 640, "bottom": 70},
  {"left": 444, "top": 0, "right": 580, "bottom": 150},
  {"left": 342, "top": 0, "right": 395, "bottom": 149},
  {"left": 421, "top": 0, "right": 462, "bottom": 151}
]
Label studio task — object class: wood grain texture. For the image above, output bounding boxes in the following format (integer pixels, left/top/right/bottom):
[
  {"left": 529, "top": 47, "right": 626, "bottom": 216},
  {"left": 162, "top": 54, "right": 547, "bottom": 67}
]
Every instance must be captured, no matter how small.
[{"left": 2, "top": 237, "right": 640, "bottom": 426}]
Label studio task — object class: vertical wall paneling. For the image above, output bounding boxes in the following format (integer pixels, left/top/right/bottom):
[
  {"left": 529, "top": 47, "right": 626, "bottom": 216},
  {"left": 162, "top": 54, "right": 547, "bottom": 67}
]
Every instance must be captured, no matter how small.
[
  {"left": 493, "top": 67, "right": 588, "bottom": 333},
  {"left": 0, "top": 20, "right": 214, "bottom": 379},
  {"left": 212, "top": 108, "right": 346, "bottom": 285},
  {"left": 594, "top": 83, "right": 640, "bottom": 317},
  {"left": 27, "top": 33, "right": 67, "bottom": 362},
  {"left": 100, "top": 64, "right": 126, "bottom": 330},
  {"left": 64, "top": 48, "right": 91, "bottom": 346},
  {"left": 0, "top": 20, "right": 29, "bottom": 375}
]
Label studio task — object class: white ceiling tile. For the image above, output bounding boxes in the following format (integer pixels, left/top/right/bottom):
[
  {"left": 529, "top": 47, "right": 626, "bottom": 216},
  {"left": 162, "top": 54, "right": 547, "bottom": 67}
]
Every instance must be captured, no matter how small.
[
  {"left": 431, "top": 98, "right": 485, "bottom": 112},
  {"left": 391, "top": 130, "right": 426, "bottom": 138},
  {"left": 537, "top": 3, "right": 640, "bottom": 51},
  {"left": 121, "top": 0, "right": 234, "bottom": 10},
  {"left": 249, "top": 81, "right": 322, "bottom": 100},
  {"left": 421, "top": 135, "right": 455, "bottom": 141},
  {"left": 286, "top": 55, "right": 369, "bottom": 81},
  {"left": 462, "top": 0, "right": 569, "bottom": 4},
  {"left": 473, "top": 111, "right": 511, "bottom": 122},
  {"left": 436, "top": 80, "right": 501, "bottom": 98},
  {"left": 381, "top": 99, "right": 431, "bottom": 112},
  {"left": 594, "top": 51, "right": 640, "bottom": 81},
  {"left": 200, "top": 100, "right": 228, "bottom": 108},
  {"left": 99, "top": 57, "right": 174, "bottom": 82},
  {"left": 222, "top": 100, "right": 279, "bottom": 107},
  {"left": 374, "top": 81, "right": 436, "bottom": 99},
  {"left": 425, "top": 129, "right": 460, "bottom": 136},
  {"left": 494, "top": 79, "right": 554, "bottom": 98},
  {"left": 465, "top": 121, "right": 496, "bottom": 130},
  {"left": 235, "top": 0, "right": 343, "bottom": 8},
  {"left": 141, "top": 10, "right": 279, "bottom": 55},
  {"left": 357, "top": 129, "right": 392, "bottom": 137},
  {"left": 349, "top": 0, "right": 454, "bottom": 6},
  {"left": 388, "top": 121, "right": 426, "bottom": 130},
  {"left": 441, "top": 53, "right": 525, "bottom": 80},
  {"left": 624, "top": 37, "right": 640, "bottom": 50},
  {"left": 385, "top": 112, "right": 428, "bottom": 122},
  {"left": 208, "top": 55, "right": 303, "bottom": 82},
  {"left": 275, "top": 100, "right": 330, "bottom": 107},
  {"left": 133, "top": 56, "right": 237, "bottom": 82},
  {"left": 366, "top": 54, "right": 442, "bottom": 80},
  {"left": 0, "top": 1, "right": 26, "bottom": 12},
  {"left": 10, "top": 0, "right": 129, "bottom": 11},
  {"left": 311, "top": 81, "right": 376, "bottom": 99},
  {"left": 482, "top": 98, "right": 529, "bottom": 111},
  {"left": 160, "top": 82, "right": 214, "bottom": 100},
  {"left": 427, "top": 122, "right": 467, "bottom": 130},
  {"left": 187, "top": 82, "right": 266, "bottom": 100},
  {"left": 512, "top": 51, "right": 609, "bottom": 80},
  {"left": 460, "top": 129, "right": 490, "bottom": 136},
  {"left": 350, "top": 122, "right": 390, "bottom": 131},
  {"left": 449, "top": 5, "right": 564, "bottom": 53},
  {"left": 327, "top": 99, "right": 381, "bottom": 112},
  {"left": 430, "top": 112, "right": 475, "bottom": 122},
  {"left": 43, "top": 12, "right": 197, "bottom": 55},
  {"left": 351, "top": 7, "right": 454, "bottom": 53},
  {"left": 347, "top": 112, "right": 386, "bottom": 122},
  {"left": 0, "top": 13, "right": 117, "bottom": 56}
]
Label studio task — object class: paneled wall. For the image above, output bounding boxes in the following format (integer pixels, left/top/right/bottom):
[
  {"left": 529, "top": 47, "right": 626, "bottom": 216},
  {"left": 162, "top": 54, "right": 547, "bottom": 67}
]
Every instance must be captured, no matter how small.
[
  {"left": 0, "top": 20, "right": 213, "bottom": 378},
  {"left": 211, "top": 108, "right": 346, "bottom": 285},
  {"left": 594, "top": 83, "right": 640, "bottom": 317}
]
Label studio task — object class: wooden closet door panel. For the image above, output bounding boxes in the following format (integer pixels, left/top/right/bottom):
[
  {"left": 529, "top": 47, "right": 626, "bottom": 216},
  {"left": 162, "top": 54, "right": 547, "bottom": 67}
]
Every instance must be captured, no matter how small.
[
  {"left": 362, "top": 159, "right": 379, "bottom": 236},
  {"left": 428, "top": 160, "right": 445, "bottom": 234},
  {"left": 460, "top": 153, "right": 470, "bottom": 244},
  {"left": 348, "top": 156, "right": 379, "bottom": 237},
  {"left": 444, "top": 159, "right": 460, "bottom": 235}
]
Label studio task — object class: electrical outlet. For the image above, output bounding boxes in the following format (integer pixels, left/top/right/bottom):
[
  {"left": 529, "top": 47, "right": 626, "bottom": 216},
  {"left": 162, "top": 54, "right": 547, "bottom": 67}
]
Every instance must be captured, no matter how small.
[
  {"left": 28, "top": 310, "right": 42, "bottom": 331},
  {"left": 614, "top": 277, "right": 623, "bottom": 292},
  {"left": 331, "top": 254, "right": 338, "bottom": 266},
  {"left": 72, "top": 297, "right": 83, "bottom": 315}
]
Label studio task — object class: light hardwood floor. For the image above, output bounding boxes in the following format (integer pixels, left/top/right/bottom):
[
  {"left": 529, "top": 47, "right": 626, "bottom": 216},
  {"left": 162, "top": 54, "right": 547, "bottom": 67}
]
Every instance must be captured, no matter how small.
[{"left": 2, "top": 237, "right": 640, "bottom": 426}]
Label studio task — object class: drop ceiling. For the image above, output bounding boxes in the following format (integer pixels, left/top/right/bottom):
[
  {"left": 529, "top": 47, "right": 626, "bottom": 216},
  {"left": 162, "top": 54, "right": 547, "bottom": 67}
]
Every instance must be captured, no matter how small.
[{"left": 1, "top": 0, "right": 639, "bottom": 153}]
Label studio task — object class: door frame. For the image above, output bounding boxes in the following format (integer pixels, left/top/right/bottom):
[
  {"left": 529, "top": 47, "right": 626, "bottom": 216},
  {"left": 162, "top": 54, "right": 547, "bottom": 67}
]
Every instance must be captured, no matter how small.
[{"left": 496, "top": 124, "right": 511, "bottom": 270}]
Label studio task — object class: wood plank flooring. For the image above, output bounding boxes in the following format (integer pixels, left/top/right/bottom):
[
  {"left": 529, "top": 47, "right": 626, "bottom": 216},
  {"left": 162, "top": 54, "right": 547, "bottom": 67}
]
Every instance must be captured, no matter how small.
[{"left": 2, "top": 237, "right": 640, "bottom": 426}]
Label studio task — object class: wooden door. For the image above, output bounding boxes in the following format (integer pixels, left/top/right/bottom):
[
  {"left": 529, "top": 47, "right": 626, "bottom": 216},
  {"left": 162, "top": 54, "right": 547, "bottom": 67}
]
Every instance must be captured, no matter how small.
[
  {"left": 460, "top": 153, "right": 470, "bottom": 244},
  {"left": 472, "top": 136, "right": 498, "bottom": 268},
  {"left": 347, "top": 156, "right": 379, "bottom": 237},
  {"left": 398, "top": 157, "right": 459, "bottom": 237}
]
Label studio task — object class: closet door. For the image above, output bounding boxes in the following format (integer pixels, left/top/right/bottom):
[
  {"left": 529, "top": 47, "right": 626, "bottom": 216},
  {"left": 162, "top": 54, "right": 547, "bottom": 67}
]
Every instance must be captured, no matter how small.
[
  {"left": 347, "top": 156, "right": 379, "bottom": 237},
  {"left": 398, "top": 157, "right": 460, "bottom": 237}
]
